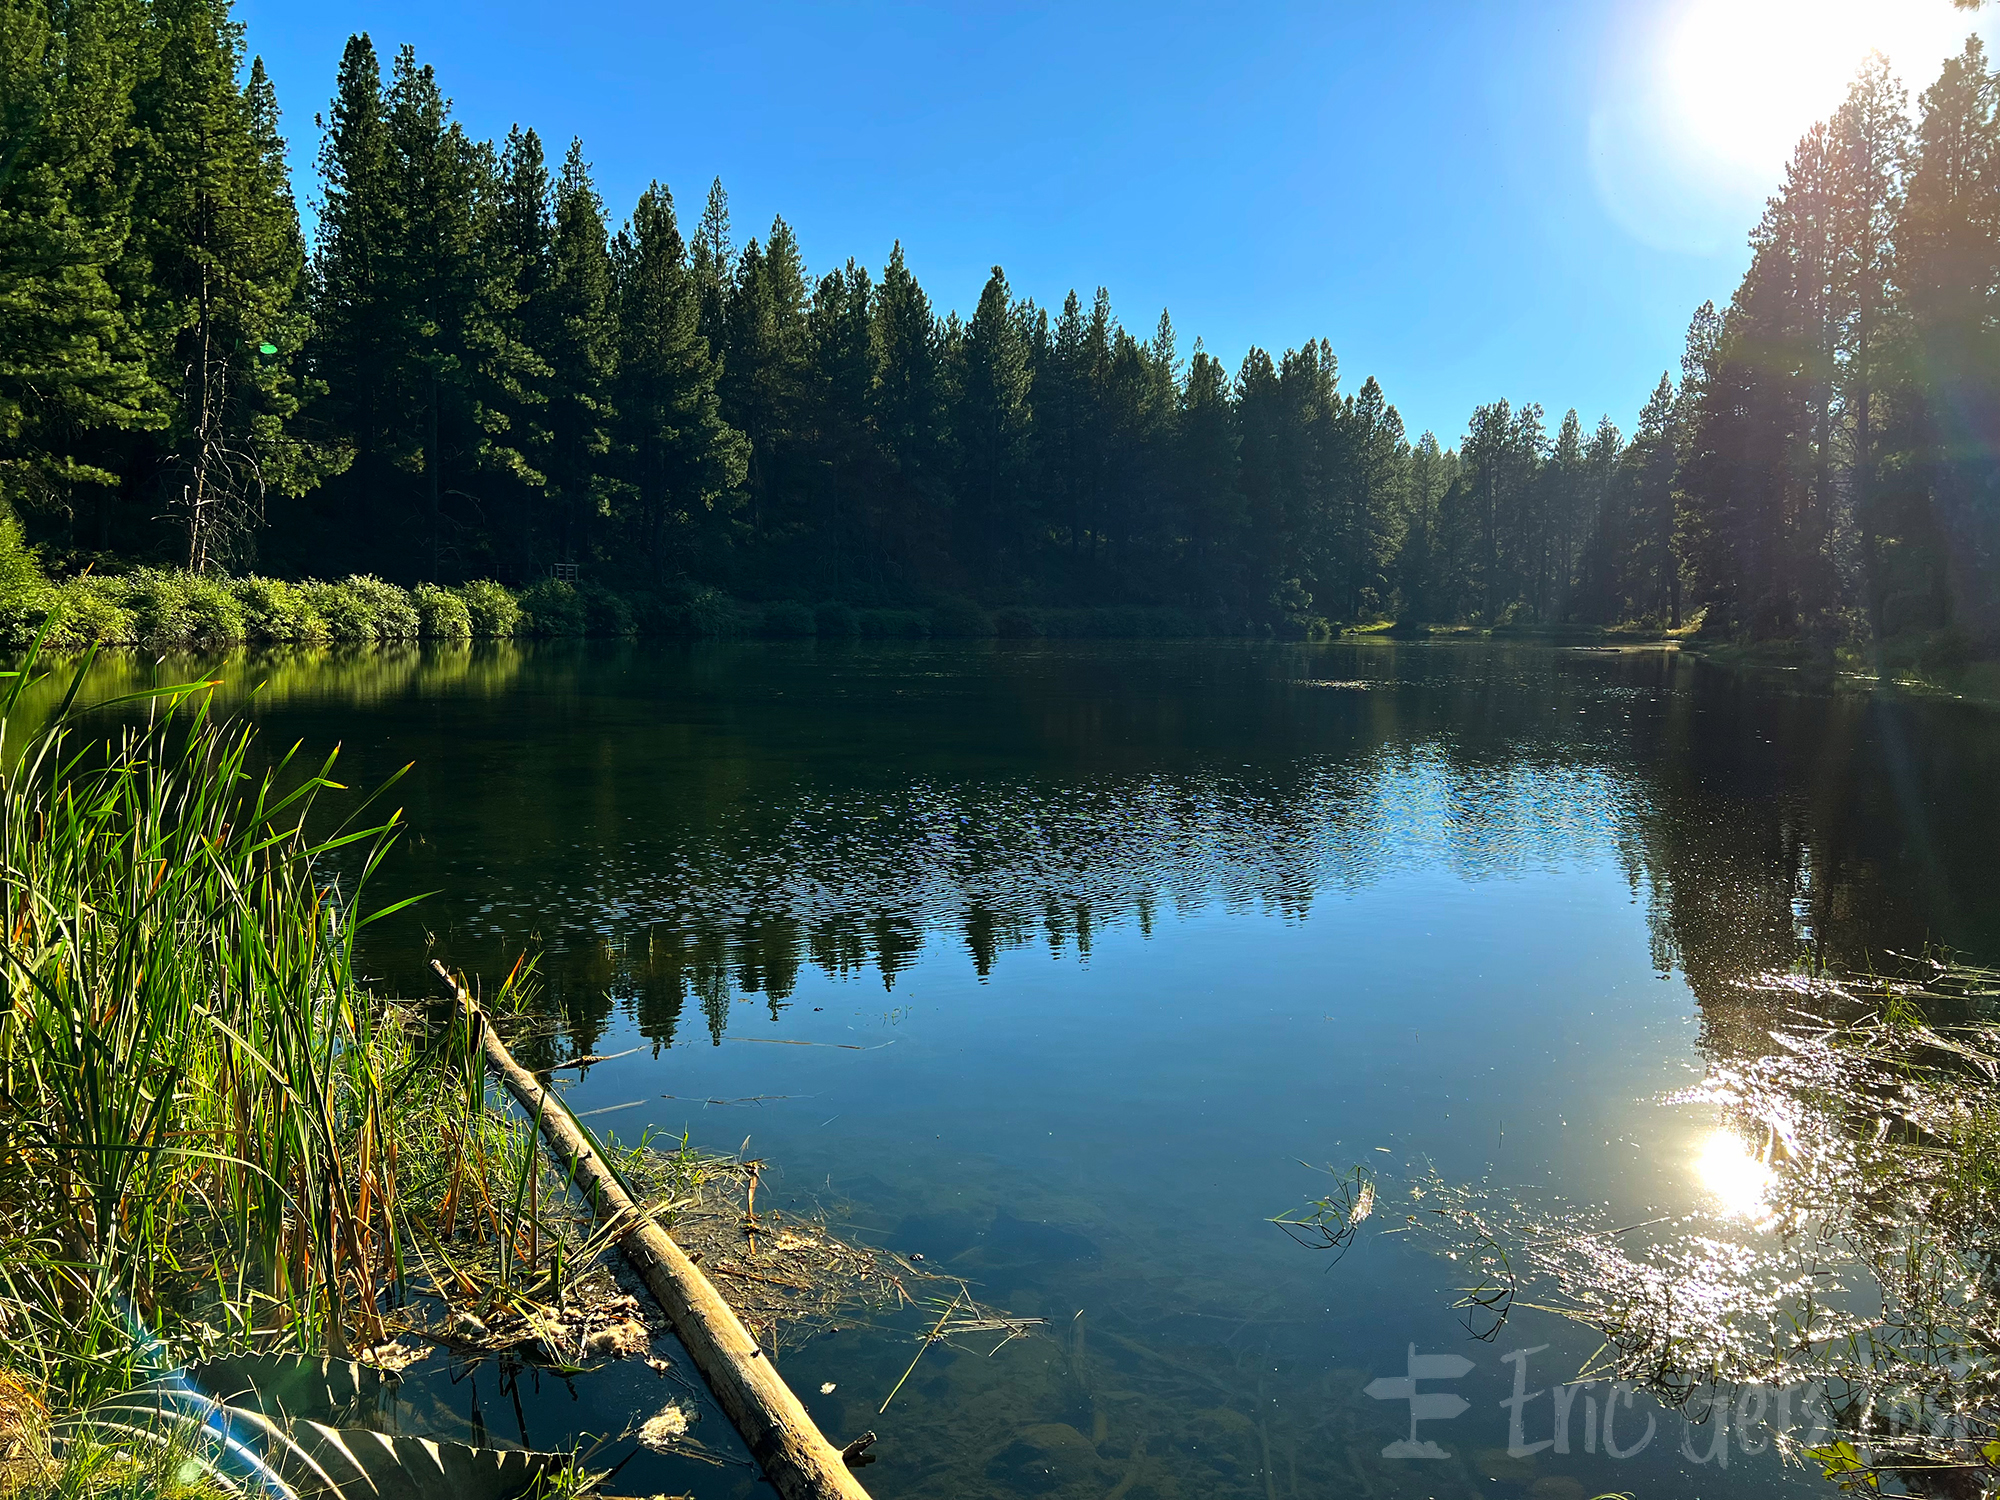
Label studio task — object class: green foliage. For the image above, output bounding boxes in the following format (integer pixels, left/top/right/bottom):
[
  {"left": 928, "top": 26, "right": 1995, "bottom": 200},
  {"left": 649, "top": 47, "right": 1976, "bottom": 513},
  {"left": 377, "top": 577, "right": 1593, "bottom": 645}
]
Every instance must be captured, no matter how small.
[
  {"left": 0, "top": 509, "right": 48, "bottom": 611},
  {"left": 518, "top": 577, "right": 585, "bottom": 637},
  {"left": 579, "top": 582, "right": 634, "bottom": 636},
  {"left": 858, "top": 607, "right": 929, "bottom": 639},
  {"left": 458, "top": 578, "right": 521, "bottom": 637},
  {"left": 48, "top": 577, "right": 140, "bottom": 651},
  {"left": 758, "top": 599, "right": 814, "bottom": 638},
  {"left": 339, "top": 574, "right": 418, "bottom": 639},
  {"left": 298, "top": 578, "right": 376, "bottom": 641},
  {"left": 231, "top": 575, "right": 327, "bottom": 643},
  {"left": 673, "top": 582, "right": 743, "bottom": 639},
  {"left": 412, "top": 581, "right": 472, "bottom": 640},
  {"left": 929, "top": 597, "right": 993, "bottom": 638},
  {"left": 8, "top": 12, "right": 2000, "bottom": 657},
  {"left": 814, "top": 600, "right": 859, "bottom": 638},
  {"left": 123, "top": 568, "right": 245, "bottom": 643}
]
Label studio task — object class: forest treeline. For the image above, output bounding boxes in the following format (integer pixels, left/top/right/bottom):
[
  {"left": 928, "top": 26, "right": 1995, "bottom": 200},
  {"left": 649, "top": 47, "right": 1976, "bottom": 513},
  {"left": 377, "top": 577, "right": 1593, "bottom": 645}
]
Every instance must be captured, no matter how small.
[{"left": 7, "top": 2, "right": 2000, "bottom": 654}]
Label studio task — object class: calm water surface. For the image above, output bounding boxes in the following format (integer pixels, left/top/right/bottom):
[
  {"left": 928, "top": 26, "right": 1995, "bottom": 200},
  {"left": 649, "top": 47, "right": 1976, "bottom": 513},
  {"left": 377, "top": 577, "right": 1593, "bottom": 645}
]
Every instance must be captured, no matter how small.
[{"left": 77, "top": 640, "right": 2000, "bottom": 1498}]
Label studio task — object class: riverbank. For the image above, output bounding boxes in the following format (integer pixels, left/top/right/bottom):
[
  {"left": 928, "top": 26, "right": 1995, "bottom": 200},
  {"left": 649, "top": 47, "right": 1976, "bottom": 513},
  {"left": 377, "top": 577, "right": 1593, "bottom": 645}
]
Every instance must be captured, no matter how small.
[
  {"left": 0, "top": 654, "right": 909, "bottom": 1499},
  {"left": 1680, "top": 634, "right": 2000, "bottom": 706}
]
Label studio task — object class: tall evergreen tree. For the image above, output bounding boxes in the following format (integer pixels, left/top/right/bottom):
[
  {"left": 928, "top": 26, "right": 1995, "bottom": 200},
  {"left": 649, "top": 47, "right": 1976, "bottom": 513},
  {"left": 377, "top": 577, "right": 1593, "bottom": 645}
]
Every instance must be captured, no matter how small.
[
  {"left": 954, "top": 266, "right": 1032, "bottom": 583},
  {"left": 0, "top": 0, "right": 154, "bottom": 522},
  {"left": 543, "top": 138, "right": 617, "bottom": 566},
  {"left": 611, "top": 181, "right": 743, "bottom": 581},
  {"left": 1179, "top": 339, "right": 1242, "bottom": 607},
  {"left": 869, "top": 241, "right": 947, "bottom": 582},
  {"left": 131, "top": 0, "right": 319, "bottom": 567},
  {"left": 1896, "top": 37, "right": 2000, "bottom": 644}
]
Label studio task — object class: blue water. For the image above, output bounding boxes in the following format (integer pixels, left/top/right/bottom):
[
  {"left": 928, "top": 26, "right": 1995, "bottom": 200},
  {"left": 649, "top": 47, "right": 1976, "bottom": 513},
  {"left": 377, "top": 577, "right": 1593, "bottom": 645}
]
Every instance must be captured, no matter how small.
[{"left": 78, "top": 638, "right": 2000, "bottom": 1498}]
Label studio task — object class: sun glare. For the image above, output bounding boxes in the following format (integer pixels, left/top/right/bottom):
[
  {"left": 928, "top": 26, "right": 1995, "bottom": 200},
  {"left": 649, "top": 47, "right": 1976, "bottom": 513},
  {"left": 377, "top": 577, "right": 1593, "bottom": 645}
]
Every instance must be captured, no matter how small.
[
  {"left": 1667, "top": 0, "right": 1975, "bottom": 175},
  {"left": 1693, "top": 1128, "right": 1775, "bottom": 1220}
]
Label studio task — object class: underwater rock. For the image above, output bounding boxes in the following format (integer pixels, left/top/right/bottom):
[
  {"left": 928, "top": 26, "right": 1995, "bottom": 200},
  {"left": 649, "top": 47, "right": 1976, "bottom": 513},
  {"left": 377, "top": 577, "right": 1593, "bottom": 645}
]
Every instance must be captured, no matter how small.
[{"left": 984, "top": 1422, "right": 1110, "bottom": 1494}]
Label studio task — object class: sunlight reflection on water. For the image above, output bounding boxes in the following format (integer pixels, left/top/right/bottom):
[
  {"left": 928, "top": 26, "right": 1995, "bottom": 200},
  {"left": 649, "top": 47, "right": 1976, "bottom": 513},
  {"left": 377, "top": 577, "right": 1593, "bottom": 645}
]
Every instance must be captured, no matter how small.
[{"left": 1693, "top": 1126, "right": 1776, "bottom": 1222}]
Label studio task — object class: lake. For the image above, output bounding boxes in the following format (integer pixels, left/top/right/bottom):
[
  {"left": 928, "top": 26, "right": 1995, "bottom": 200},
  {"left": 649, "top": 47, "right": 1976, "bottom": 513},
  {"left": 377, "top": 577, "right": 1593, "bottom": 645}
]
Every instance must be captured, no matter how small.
[{"left": 61, "top": 638, "right": 2000, "bottom": 1499}]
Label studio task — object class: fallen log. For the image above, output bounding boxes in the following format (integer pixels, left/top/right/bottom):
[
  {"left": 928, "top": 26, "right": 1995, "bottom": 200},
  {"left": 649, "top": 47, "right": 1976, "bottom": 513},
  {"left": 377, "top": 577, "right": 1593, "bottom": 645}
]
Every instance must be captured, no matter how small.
[{"left": 430, "top": 960, "right": 874, "bottom": 1500}]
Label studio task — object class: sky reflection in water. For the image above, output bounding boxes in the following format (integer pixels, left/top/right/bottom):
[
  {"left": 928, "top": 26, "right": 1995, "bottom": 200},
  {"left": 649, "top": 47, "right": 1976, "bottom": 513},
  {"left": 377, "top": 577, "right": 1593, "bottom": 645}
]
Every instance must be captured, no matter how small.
[{"left": 54, "top": 638, "right": 2000, "bottom": 1498}]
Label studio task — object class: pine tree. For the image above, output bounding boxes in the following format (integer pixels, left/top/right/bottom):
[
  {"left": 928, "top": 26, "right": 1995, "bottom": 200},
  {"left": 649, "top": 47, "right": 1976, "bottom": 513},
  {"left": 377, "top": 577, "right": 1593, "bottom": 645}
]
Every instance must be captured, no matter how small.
[
  {"left": 722, "top": 218, "right": 809, "bottom": 551},
  {"left": 1178, "top": 339, "right": 1241, "bottom": 608},
  {"left": 1830, "top": 56, "right": 1909, "bottom": 633},
  {"left": 611, "top": 180, "right": 744, "bottom": 581},
  {"left": 0, "top": 0, "right": 154, "bottom": 521},
  {"left": 954, "top": 266, "right": 1032, "bottom": 582},
  {"left": 543, "top": 139, "right": 618, "bottom": 566},
  {"left": 1394, "top": 430, "right": 1455, "bottom": 621},
  {"left": 869, "top": 241, "right": 946, "bottom": 579},
  {"left": 1896, "top": 37, "right": 2000, "bottom": 644},
  {"left": 806, "top": 258, "right": 876, "bottom": 593},
  {"left": 1546, "top": 409, "right": 1586, "bottom": 619},
  {"left": 691, "top": 177, "right": 733, "bottom": 359},
  {"left": 485, "top": 123, "right": 553, "bottom": 574},
  {"left": 132, "top": 0, "right": 320, "bottom": 567},
  {"left": 306, "top": 34, "right": 393, "bottom": 526},
  {"left": 1624, "top": 374, "right": 1682, "bottom": 626}
]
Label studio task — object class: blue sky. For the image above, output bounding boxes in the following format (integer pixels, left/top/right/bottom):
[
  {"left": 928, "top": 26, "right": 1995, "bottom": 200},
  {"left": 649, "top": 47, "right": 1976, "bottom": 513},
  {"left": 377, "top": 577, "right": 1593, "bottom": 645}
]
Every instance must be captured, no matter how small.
[{"left": 236, "top": 0, "right": 1998, "bottom": 445}]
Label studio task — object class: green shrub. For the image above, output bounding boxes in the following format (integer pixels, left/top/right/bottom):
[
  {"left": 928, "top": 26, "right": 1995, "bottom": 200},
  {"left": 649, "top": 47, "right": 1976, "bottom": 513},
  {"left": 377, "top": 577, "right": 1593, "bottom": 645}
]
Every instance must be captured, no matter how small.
[
  {"left": 580, "top": 583, "right": 635, "bottom": 637},
  {"left": 299, "top": 579, "right": 376, "bottom": 641},
  {"left": 413, "top": 582, "right": 472, "bottom": 641},
  {"left": 232, "top": 575, "right": 327, "bottom": 643},
  {"left": 858, "top": 608, "right": 928, "bottom": 639},
  {"left": 815, "top": 601, "right": 860, "bottom": 639},
  {"left": 992, "top": 606, "right": 1040, "bottom": 638},
  {"left": 930, "top": 597, "right": 993, "bottom": 638},
  {"left": 683, "top": 584, "right": 743, "bottom": 639},
  {"left": 122, "top": 569, "right": 244, "bottom": 645},
  {"left": 518, "top": 578, "right": 585, "bottom": 637},
  {"left": 459, "top": 579, "right": 521, "bottom": 637},
  {"left": 0, "top": 510, "right": 46, "bottom": 613},
  {"left": 759, "top": 600, "right": 815, "bottom": 638},
  {"left": 47, "top": 576, "right": 138, "bottom": 651},
  {"left": 341, "top": 575, "right": 419, "bottom": 640}
]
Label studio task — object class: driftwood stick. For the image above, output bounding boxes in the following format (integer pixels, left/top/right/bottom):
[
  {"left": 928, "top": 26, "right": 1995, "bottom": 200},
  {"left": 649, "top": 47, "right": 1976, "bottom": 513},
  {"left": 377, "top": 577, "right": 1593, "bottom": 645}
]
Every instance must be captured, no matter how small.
[{"left": 430, "top": 960, "right": 874, "bottom": 1500}]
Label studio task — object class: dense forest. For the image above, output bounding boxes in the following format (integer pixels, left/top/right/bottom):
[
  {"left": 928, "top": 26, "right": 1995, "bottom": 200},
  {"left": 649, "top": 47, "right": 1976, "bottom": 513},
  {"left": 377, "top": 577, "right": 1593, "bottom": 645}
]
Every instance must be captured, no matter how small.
[{"left": 6, "top": 0, "right": 2000, "bottom": 654}]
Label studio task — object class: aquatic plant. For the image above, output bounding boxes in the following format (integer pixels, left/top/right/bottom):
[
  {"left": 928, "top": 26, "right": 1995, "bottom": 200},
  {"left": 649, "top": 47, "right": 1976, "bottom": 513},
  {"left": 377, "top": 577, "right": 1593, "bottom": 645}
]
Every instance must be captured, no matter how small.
[
  {"left": 1381, "top": 957, "right": 2000, "bottom": 1494},
  {"left": 0, "top": 650, "right": 583, "bottom": 1415}
]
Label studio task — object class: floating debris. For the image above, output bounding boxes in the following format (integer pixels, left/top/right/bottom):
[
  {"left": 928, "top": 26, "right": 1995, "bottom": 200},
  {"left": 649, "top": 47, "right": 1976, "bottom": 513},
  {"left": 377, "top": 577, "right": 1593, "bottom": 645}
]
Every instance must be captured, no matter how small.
[{"left": 636, "top": 1402, "right": 691, "bottom": 1451}]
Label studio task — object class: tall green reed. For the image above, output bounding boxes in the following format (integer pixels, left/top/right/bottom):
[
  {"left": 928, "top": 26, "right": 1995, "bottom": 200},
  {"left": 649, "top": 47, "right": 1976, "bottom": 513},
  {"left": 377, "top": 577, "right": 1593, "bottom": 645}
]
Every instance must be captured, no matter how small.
[{"left": 0, "top": 645, "right": 426, "bottom": 1401}]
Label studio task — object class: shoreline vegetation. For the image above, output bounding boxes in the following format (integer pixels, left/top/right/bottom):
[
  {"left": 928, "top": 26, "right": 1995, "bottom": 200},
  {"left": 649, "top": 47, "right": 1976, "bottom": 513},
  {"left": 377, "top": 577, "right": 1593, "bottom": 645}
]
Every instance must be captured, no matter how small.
[{"left": 0, "top": 652, "right": 943, "bottom": 1499}]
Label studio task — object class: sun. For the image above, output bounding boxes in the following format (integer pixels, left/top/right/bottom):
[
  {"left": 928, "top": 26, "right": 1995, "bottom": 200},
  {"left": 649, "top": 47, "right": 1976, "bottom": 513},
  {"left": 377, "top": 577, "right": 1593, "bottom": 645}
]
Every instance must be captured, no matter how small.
[{"left": 1666, "top": 0, "right": 1977, "bottom": 175}]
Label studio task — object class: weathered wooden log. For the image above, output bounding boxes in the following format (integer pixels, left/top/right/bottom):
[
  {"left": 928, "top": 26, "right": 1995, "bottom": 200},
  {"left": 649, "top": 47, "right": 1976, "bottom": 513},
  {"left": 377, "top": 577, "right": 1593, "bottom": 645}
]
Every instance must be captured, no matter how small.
[{"left": 430, "top": 960, "right": 875, "bottom": 1500}]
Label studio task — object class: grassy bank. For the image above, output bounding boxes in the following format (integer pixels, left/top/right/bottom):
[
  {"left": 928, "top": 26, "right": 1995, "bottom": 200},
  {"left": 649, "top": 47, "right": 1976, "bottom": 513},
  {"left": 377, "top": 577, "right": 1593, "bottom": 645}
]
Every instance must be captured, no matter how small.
[
  {"left": 0, "top": 562, "right": 1260, "bottom": 652},
  {"left": 1681, "top": 628, "right": 2000, "bottom": 705},
  {"left": 0, "top": 652, "right": 665, "bottom": 1494}
]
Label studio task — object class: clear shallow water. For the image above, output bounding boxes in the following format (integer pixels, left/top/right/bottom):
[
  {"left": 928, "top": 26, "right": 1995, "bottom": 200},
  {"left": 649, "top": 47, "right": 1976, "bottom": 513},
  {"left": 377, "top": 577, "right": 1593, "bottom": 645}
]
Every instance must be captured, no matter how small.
[{"left": 62, "top": 640, "right": 2000, "bottom": 1498}]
